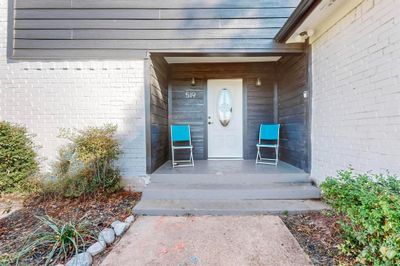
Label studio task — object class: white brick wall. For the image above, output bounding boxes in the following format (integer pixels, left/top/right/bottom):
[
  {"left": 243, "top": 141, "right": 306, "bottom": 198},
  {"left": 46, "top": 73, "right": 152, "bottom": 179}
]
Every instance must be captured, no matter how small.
[
  {"left": 0, "top": 0, "right": 147, "bottom": 181},
  {"left": 311, "top": 0, "right": 400, "bottom": 183}
]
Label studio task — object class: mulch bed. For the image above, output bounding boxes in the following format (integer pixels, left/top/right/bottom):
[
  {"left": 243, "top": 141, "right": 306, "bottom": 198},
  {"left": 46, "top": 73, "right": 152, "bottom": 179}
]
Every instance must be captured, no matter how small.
[
  {"left": 0, "top": 190, "right": 141, "bottom": 265},
  {"left": 281, "top": 212, "right": 354, "bottom": 266}
]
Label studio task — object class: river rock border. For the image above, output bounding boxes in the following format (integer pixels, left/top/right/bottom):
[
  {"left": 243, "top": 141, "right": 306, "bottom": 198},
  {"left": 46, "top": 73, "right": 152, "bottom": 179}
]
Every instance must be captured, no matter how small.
[{"left": 66, "top": 214, "right": 136, "bottom": 266}]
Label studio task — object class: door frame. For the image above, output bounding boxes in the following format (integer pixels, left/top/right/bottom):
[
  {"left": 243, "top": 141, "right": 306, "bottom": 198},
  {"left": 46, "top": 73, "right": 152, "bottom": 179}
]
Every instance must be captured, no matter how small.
[{"left": 206, "top": 78, "right": 244, "bottom": 159}]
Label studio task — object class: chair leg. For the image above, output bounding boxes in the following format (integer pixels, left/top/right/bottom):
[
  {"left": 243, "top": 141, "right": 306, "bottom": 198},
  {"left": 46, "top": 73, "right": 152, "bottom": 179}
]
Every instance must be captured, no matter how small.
[
  {"left": 172, "top": 147, "right": 194, "bottom": 168},
  {"left": 172, "top": 147, "right": 176, "bottom": 168},
  {"left": 190, "top": 148, "right": 194, "bottom": 166},
  {"left": 256, "top": 146, "right": 279, "bottom": 166}
]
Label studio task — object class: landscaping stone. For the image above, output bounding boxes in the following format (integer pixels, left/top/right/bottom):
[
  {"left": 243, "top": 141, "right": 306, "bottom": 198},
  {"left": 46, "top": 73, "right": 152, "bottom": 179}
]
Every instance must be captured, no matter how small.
[
  {"left": 0, "top": 200, "right": 23, "bottom": 219},
  {"left": 66, "top": 252, "right": 92, "bottom": 266},
  {"left": 125, "top": 215, "right": 135, "bottom": 225},
  {"left": 87, "top": 241, "right": 106, "bottom": 256},
  {"left": 111, "top": 220, "right": 120, "bottom": 228},
  {"left": 99, "top": 228, "right": 115, "bottom": 244},
  {"left": 111, "top": 220, "right": 129, "bottom": 236}
]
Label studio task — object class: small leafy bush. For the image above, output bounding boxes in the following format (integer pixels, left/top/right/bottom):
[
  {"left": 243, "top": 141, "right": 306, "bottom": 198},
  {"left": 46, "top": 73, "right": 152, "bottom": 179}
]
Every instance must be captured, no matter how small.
[
  {"left": 13, "top": 215, "right": 93, "bottom": 265},
  {"left": 50, "top": 124, "right": 122, "bottom": 197},
  {"left": 321, "top": 169, "right": 400, "bottom": 265},
  {"left": 0, "top": 121, "right": 38, "bottom": 193}
]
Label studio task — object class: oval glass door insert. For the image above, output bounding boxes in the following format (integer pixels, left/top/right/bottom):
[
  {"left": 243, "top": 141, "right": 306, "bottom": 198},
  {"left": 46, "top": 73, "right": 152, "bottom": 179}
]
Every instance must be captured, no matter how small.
[{"left": 217, "top": 88, "right": 232, "bottom": 127}]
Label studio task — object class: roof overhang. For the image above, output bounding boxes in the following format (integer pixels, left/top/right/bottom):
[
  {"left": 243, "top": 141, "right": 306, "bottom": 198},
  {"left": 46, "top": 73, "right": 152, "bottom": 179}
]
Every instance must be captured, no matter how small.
[
  {"left": 164, "top": 56, "right": 281, "bottom": 64},
  {"left": 276, "top": 0, "right": 364, "bottom": 44},
  {"left": 275, "top": 0, "right": 321, "bottom": 43}
]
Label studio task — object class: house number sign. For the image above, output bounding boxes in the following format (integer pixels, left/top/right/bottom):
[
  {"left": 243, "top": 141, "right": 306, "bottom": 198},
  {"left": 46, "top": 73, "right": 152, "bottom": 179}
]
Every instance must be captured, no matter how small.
[{"left": 185, "top": 90, "right": 197, "bottom": 99}]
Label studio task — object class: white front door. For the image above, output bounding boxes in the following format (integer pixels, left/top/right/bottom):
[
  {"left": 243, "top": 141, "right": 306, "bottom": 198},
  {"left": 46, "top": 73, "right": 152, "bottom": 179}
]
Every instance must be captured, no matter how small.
[{"left": 207, "top": 79, "right": 243, "bottom": 158}]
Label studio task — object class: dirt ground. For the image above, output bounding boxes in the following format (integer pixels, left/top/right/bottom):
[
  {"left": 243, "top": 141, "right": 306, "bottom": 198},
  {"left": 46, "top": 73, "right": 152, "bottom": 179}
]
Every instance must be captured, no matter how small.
[
  {"left": 281, "top": 212, "right": 354, "bottom": 266},
  {"left": 0, "top": 190, "right": 141, "bottom": 265},
  {"left": 1, "top": 193, "right": 352, "bottom": 266}
]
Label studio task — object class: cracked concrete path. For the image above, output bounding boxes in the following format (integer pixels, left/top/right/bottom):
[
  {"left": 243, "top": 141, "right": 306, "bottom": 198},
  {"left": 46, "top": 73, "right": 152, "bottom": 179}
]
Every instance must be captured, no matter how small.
[{"left": 101, "top": 216, "right": 311, "bottom": 266}]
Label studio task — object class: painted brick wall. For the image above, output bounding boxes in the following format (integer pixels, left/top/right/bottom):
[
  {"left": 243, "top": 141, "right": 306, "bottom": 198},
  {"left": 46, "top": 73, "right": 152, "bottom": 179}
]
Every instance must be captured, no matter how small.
[
  {"left": 311, "top": 0, "right": 400, "bottom": 183},
  {"left": 0, "top": 0, "right": 147, "bottom": 181}
]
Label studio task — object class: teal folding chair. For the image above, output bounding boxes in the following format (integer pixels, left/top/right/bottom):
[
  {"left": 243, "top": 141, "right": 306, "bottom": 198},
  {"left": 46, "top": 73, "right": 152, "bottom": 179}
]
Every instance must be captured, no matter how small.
[
  {"left": 256, "top": 124, "right": 280, "bottom": 165},
  {"left": 170, "top": 124, "right": 194, "bottom": 168}
]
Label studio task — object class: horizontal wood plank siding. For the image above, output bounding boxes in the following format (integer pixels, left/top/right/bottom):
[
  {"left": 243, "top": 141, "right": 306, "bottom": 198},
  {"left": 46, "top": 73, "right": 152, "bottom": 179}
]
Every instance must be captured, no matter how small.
[
  {"left": 149, "top": 55, "right": 169, "bottom": 172},
  {"left": 16, "top": 0, "right": 301, "bottom": 9},
  {"left": 15, "top": 29, "right": 281, "bottom": 40},
  {"left": 11, "top": 0, "right": 302, "bottom": 59},
  {"left": 15, "top": 9, "right": 295, "bottom": 19},
  {"left": 14, "top": 19, "right": 289, "bottom": 29},
  {"left": 170, "top": 62, "right": 275, "bottom": 160},
  {"left": 277, "top": 54, "right": 309, "bottom": 171},
  {"left": 14, "top": 39, "right": 303, "bottom": 51},
  {"left": 170, "top": 78, "right": 207, "bottom": 160}
]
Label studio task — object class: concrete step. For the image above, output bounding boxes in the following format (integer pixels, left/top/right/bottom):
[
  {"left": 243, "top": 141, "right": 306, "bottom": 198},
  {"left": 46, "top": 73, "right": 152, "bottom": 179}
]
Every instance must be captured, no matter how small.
[
  {"left": 133, "top": 199, "right": 330, "bottom": 216},
  {"left": 141, "top": 183, "right": 321, "bottom": 200},
  {"left": 150, "top": 173, "right": 311, "bottom": 185}
]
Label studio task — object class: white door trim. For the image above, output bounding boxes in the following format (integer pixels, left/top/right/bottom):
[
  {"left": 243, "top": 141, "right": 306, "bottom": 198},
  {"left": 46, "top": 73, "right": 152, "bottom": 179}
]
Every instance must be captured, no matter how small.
[{"left": 207, "top": 79, "right": 243, "bottom": 159}]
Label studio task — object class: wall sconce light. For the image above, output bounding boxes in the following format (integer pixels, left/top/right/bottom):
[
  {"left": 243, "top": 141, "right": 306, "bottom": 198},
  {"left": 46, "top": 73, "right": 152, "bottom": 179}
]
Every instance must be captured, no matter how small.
[
  {"left": 256, "top": 77, "right": 262, "bottom": 87},
  {"left": 191, "top": 76, "right": 196, "bottom": 86},
  {"left": 295, "top": 29, "right": 315, "bottom": 42}
]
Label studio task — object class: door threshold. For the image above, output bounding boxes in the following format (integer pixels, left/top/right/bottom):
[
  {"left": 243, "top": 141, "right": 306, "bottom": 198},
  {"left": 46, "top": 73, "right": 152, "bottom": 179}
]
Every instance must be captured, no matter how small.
[{"left": 207, "top": 158, "right": 244, "bottom": 161}]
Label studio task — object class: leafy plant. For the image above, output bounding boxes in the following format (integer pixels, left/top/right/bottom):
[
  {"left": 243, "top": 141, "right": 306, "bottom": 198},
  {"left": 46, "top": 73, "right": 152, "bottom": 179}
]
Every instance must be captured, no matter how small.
[
  {"left": 0, "top": 253, "right": 15, "bottom": 266},
  {"left": 51, "top": 124, "right": 122, "bottom": 197},
  {"left": 13, "top": 215, "right": 93, "bottom": 265},
  {"left": 0, "top": 121, "right": 39, "bottom": 193},
  {"left": 321, "top": 169, "right": 400, "bottom": 265}
]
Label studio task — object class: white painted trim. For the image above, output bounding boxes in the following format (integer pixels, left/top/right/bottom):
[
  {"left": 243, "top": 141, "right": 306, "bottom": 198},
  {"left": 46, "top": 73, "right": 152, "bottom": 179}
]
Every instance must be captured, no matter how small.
[
  {"left": 165, "top": 56, "right": 281, "bottom": 64},
  {"left": 286, "top": 0, "right": 365, "bottom": 44},
  {"left": 207, "top": 158, "right": 244, "bottom": 160}
]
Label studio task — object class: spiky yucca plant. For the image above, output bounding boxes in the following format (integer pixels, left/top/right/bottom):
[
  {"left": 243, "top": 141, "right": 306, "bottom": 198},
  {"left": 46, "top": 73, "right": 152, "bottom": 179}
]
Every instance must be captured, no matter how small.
[{"left": 14, "top": 215, "right": 93, "bottom": 265}]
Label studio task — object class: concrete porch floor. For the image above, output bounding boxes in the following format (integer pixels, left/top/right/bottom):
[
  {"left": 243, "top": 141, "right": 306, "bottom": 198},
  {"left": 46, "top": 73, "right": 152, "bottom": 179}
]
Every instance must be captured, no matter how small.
[{"left": 153, "top": 160, "right": 306, "bottom": 175}]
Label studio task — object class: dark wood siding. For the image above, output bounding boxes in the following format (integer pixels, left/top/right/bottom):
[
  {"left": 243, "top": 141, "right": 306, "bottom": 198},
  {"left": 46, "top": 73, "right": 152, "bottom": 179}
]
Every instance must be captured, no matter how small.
[
  {"left": 10, "top": 0, "right": 303, "bottom": 59},
  {"left": 148, "top": 55, "right": 169, "bottom": 172},
  {"left": 245, "top": 66, "right": 276, "bottom": 159},
  {"left": 277, "top": 54, "right": 309, "bottom": 171},
  {"left": 169, "top": 75, "right": 207, "bottom": 160},
  {"left": 170, "top": 62, "right": 275, "bottom": 160}
]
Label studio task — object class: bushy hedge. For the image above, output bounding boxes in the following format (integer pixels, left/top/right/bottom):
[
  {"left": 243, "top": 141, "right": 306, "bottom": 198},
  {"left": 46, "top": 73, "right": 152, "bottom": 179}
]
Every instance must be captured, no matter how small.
[
  {"left": 321, "top": 170, "right": 400, "bottom": 265},
  {"left": 48, "top": 124, "right": 122, "bottom": 197},
  {"left": 0, "top": 121, "right": 38, "bottom": 193}
]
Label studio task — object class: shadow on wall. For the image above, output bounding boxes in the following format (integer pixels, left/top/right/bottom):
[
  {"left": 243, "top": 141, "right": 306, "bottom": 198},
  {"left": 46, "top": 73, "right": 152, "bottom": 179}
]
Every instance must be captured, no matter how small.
[{"left": 118, "top": 102, "right": 146, "bottom": 179}]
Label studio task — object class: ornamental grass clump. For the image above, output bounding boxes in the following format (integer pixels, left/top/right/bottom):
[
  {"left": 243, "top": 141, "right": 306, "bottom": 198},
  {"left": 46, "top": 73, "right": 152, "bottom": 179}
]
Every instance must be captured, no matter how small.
[
  {"left": 12, "top": 215, "right": 93, "bottom": 266},
  {"left": 321, "top": 169, "right": 400, "bottom": 265},
  {"left": 0, "top": 121, "right": 39, "bottom": 193},
  {"left": 50, "top": 124, "right": 122, "bottom": 198}
]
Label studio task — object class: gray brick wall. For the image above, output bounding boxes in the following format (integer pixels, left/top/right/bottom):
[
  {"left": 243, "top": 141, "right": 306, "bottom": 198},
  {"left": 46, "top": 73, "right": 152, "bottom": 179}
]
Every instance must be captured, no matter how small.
[
  {"left": 0, "top": 0, "right": 147, "bottom": 181},
  {"left": 311, "top": 0, "right": 400, "bottom": 183}
]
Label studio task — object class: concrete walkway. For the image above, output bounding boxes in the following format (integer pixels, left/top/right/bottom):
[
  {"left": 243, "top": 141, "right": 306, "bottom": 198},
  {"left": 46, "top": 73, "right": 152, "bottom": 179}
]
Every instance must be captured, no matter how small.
[{"left": 101, "top": 216, "right": 312, "bottom": 266}]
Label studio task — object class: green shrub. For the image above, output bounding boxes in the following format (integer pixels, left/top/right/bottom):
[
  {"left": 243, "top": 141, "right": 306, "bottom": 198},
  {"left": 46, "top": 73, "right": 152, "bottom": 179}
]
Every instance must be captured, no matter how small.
[
  {"left": 0, "top": 121, "right": 38, "bottom": 193},
  {"left": 51, "top": 124, "right": 122, "bottom": 197},
  {"left": 321, "top": 169, "right": 400, "bottom": 265}
]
